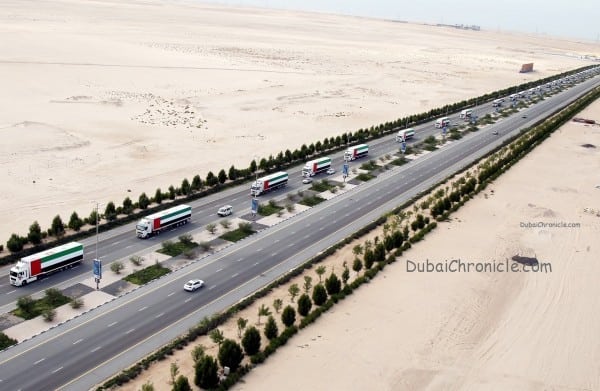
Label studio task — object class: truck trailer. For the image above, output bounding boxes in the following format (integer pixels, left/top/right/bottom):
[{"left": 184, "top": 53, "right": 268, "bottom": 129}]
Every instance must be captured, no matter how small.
[
  {"left": 251, "top": 171, "right": 288, "bottom": 196},
  {"left": 9, "top": 242, "right": 84, "bottom": 286},
  {"left": 396, "top": 128, "right": 415, "bottom": 142},
  {"left": 136, "top": 204, "right": 192, "bottom": 238},
  {"left": 302, "top": 157, "right": 332, "bottom": 177},
  {"left": 344, "top": 144, "right": 369, "bottom": 161}
]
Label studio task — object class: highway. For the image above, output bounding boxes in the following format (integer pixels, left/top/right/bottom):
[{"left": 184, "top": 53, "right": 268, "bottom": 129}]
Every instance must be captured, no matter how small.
[
  {"left": 0, "top": 71, "right": 593, "bottom": 309},
  {"left": 0, "top": 70, "right": 598, "bottom": 390}
]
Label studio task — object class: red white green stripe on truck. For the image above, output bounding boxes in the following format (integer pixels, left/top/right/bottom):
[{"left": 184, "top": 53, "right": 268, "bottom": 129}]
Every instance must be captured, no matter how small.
[
  {"left": 263, "top": 172, "right": 288, "bottom": 189},
  {"left": 22, "top": 242, "right": 83, "bottom": 266}
]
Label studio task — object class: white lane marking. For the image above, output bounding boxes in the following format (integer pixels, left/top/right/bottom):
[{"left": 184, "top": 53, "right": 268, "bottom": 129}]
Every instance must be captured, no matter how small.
[
  {"left": 290, "top": 231, "right": 295, "bottom": 235},
  {"left": 107, "top": 321, "right": 117, "bottom": 327},
  {"left": 155, "top": 312, "right": 164, "bottom": 319},
  {"left": 34, "top": 358, "right": 46, "bottom": 365},
  {"left": 304, "top": 234, "right": 310, "bottom": 239},
  {"left": 253, "top": 262, "right": 259, "bottom": 266},
  {"left": 138, "top": 306, "right": 147, "bottom": 312},
  {"left": 73, "top": 338, "right": 83, "bottom": 345},
  {"left": 287, "top": 243, "right": 294, "bottom": 247},
  {"left": 216, "top": 268, "right": 223, "bottom": 273},
  {"left": 184, "top": 297, "right": 192, "bottom": 303},
  {"left": 91, "top": 346, "right": 101, "bottom": 353},
  {"left": 232, "top": 273, "right": 239, "bottom": 278},
  {"left": 236, "top": 258, "right": 243, "bottom": 262},
  {"left": 167, "top": 292, "right": 175, "bottom": 297},
  {"left": 209, "top": 286, "right": 216, "bottom": 290},
  {"left": 319, "top": 227, "right": 324, "bottom": 231},
  {"left": 271, "top": 252, "right": 278, "bottom": 257},
  {"left": 6, "top": 290, "right": 16, "bottom": 295},
  {"left": 52, "top": 367, "right": 63, "bottom": 374},
  {"left": 125, "top": 328, "right": 135, "bottom": 335},
  {"left": 274, "top": 239, "right": 280, "bottom": 243}
]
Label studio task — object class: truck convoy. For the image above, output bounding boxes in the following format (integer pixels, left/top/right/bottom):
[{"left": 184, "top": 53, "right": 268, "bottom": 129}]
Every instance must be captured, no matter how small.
[
  {"left": 396, "top": 128, "right": 415, "bottom": 142},
  {"left": 136, "top": 204, "right": 192, "bottom": 238},
  {"left": 9, "top": 242, "right": 84, "bottom": 286},
  {"left": 302, "top": 157, "right": 332, "bottom": 177},
  {"left": 251, "top": 171, "right": 289, "bottom": 196},
  {"left": 344, "top": 144, "right": 369, "bottom": 161}
]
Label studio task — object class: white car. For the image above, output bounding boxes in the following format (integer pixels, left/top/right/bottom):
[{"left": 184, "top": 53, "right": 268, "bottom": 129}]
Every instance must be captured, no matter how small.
[
  {"left": 302, "top": 177, "right": 313, "bottom": 184},
  {"left": 217, "top": 205, "right": 233, "bottom": 217},
  {"left": 492, "top": 130, "right": 498, "bottom": 135},
  {"left": 326, "top": 168, "right": 335, "bottom": 175},
  {"left": 184, "top": 279, "right": 204, "bottom": 292}
]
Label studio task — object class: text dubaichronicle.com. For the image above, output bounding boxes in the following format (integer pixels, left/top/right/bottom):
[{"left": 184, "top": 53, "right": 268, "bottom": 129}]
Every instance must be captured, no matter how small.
[{"left": 406, "top": 259, "right": 552, "bottom": 273}]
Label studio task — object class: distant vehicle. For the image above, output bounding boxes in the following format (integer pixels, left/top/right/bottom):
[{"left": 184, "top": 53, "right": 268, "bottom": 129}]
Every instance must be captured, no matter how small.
[
  {"left": 459, "top": 109, "right": 473, "bottom": 119},
  {"left": 396, "top": 128, "right": 415, "bottom": 142},
  {"left": 326, "top": 168, "right": 336, "bottom": 175},
  {"left": 250, "top": 171, "right": 288, "bottom": 196},
  {"left": 136, "top": 204, "right": 192, "bottom": 239},
  {"left": 217, "top": 205, "right": 233, "bottom": 217},
  {"left": 9, "top": 242, "right": 84, "bottom": 286},
  {"left": 302, "top": 177, "right": 313, "bottom": 184},
  {"left": 344, "top": 144, "right": 369, "bottom": 161},
  {"left": 510, "top": 94, "right": 519, "bottom": 101},
  {"left": 522, "top": 114, "right": 528, "bottom": 119},
  {"left": 302, "top": 157, "right": 331, "bottom": 177},
  {"left": 492, "top": 99, "right": 503, "bottom": 107},
  {"left": 184, "top": 279, "right": 204, "bottom": 292},
  {"left": 435, "top": 117, "right": 450, "bottom": 128},
  {"left": 492, "top": 130, "right": 498, "bottom": 135}
]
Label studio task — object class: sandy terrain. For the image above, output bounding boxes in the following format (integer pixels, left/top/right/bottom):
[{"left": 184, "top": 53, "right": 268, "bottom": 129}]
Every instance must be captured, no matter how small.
[
  {"left": 119, "top": 101, "right": 600, "bottom": 390},
  {"left": 1, "top": 0, "right": 598, "bottom": 244}
]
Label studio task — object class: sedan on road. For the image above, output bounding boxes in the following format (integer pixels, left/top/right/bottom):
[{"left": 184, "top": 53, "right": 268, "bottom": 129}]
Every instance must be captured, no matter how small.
[
  {"left": 326, "top": 168, "right": 336, "bottom": 175},
  {"left": 302, "top": 177, "right": 313, "bottom": 184},
  {"left": 183, "top": 279, "right": 204, "bottom": 292}
]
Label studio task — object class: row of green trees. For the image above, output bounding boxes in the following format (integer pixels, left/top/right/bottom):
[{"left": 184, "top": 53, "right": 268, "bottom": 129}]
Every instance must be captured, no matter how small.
[{"left": 5, "top": 65, "right": 593, "bottom": 261}]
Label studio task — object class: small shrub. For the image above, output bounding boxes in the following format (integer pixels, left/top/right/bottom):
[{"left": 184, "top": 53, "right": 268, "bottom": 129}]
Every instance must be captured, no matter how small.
[{"left": 110, "top": 261, "right": 124, "bottom": 274}]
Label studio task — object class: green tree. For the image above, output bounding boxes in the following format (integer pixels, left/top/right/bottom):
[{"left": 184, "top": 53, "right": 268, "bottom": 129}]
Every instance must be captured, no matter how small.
[
  {"left": 250, "top": 159, "right": 257, "bottom": 173},
  {"left": 0, "top": 332, "right": 17, "bottom": 350},
  {"left": 218, "top": 339, "right": 244, "bottom": 372},
  {"left": 281, "top": 305, "right": 296, "bottom": 327},
  {"left": 191, "top": 175, "right": 202, "bottom": 192},
  {"left": 312, "top": 283, "right": 328, "bottom": 306},
  {"left": 172, "top": 375, "right": 192, "bottom": 391},
  {"left": 242, "top": 326, "right": 261, "bottom": 356},
  {"left": 104, "top": 202, "right": 117, "bottom": 221},
  {"left": 206, "top": 223, "right": 217, "bottom": 235},
  {"left": 191, "top": 344, "right": 205, "bottom": 364},
  {"left": 69, "top": 211, "right": 84, "bottom": 231},
  {"left": 352, "top": 244, "right": 363, "bottom": 257},
  {"left": 315, "top": 265, "right": 326, "bottom": 283},
  {"left": 237, "top": 317, "right": 248, "bottom": 339},
  {"left": 141, "top": 381, "right": 155, "bottom": 391},
  {"left": 7, "top": 234, "right": 24, "bottom": 253},
  {"left": 297, "top": 294, "right": 312, "bottom": 316},
  {"left": 205, "top": 171, "right": 217, "bottom": 187},
  {"left": 168, "top": 185, "right": 176, "bottom": 200},
  {"left": 218, "top": 169, "right": 227, "bottom": 184},
  {"left": 50, "top": 215, "right": 65, "bottom": 237},
  {"left": 181, "top": 178, "right": 191, "bottom": 196},
  {"left": 325, "top": 272, "right": 342, "bottom": 295},
  {"left": 170, "top": 362, "right": 179, "bottom": 385},
  {"left": 374, "top": 243, "right": 386, "bottom": 262},
  {"left": 209, "top": 328, "right": 224, "bottom": 346},
  {"left": 138, "top": 193, "right": 150, "bottom": 210},
  {"left": 303, "top": 275, "right": 312, "bottom": 294},
  {"left": 110, "top": 261, "right": 124, "bottom": 274},
  {"left": 121, "top": 197, "right": 134, "bottom": 215},
  {"left": 228, "top": 165, "right": 238, "bottom": 181},
  {"left": 342, "top": 267, "right": 350, "bottom": 286},
  {"left": 88, "top": 209, "right": 99, "bottom": 226},
  {"left": 363, "top": 249, "right": 375, "bottom": 270},
  {"left": 154, "top": 188, "right": 163, "bottom": 204},
  {"left": 264, "top": 315, "right": 279, "bottom": 340},
  {"left": 273, "top": 298, "right": 283, "bottom": 314},
  {"left": 16, "top": 295, "right": 35, "bottom": 318},
  {"left": 194, "top": 355, "right": 219, "bottom": 389},
  {"left": 288, "top": 283, "right": 300, "bottom": 302},
  {"left": 42, "top": 308, "right": 56, "bottom": 322},
  {"left": 28, "top": 221, "right": 42, "bottom": 245},
  {"left": 257, "top": 304, "right": 271, "bottom": 325}
]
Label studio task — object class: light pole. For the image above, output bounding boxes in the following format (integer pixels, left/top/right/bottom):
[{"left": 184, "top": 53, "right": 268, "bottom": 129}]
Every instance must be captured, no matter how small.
[{"left": 92, "top": 201, "right": 102, "bottom": 290}]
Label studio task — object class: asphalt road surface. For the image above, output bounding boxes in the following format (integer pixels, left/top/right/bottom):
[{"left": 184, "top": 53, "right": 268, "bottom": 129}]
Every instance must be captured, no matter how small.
[{"left": 0, "top": 69, "right": 598, "bottom": 390}]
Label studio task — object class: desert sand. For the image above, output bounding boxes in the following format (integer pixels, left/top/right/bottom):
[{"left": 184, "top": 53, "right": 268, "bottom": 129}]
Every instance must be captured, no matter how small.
[
  {"left": 1, "top": 0, "right": 598, "bottom": 244},
  {"left": 119, "top": 100, "right": 600, "bottom": 390}
]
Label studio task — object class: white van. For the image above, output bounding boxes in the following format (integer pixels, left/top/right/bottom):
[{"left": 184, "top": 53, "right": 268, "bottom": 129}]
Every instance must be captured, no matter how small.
[
  {"left": 492, "top": 99, "right": 502, "bottom": 107},
  {"left": 217, "top": 205, "right": 233, "bottom": 217},
  {"left": 435, "top": 117, "right": 450, "bottom": 128}
]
